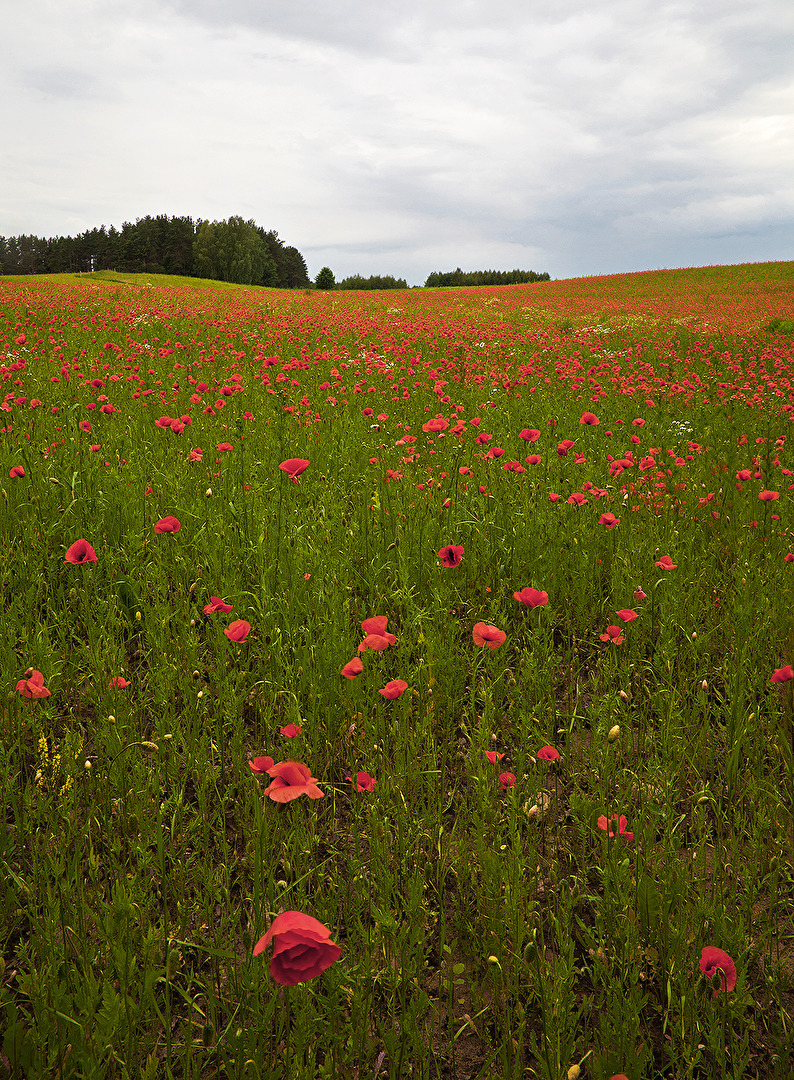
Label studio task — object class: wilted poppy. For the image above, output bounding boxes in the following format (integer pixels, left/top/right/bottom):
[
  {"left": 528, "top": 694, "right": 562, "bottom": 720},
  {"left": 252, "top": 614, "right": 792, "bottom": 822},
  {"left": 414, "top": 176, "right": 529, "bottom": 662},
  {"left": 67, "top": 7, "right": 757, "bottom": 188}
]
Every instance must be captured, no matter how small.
[
  {"left": 263, "top": 760, "right": 324, "bottom": 802},
  {"left": 204, "top": 596, "right": 233, "bottom": 615},
  {"left": 154, "top": 516, "right": 181, "bottom": 534},
  {"left": 350, "top": 771, "right": 376, "bottom": 792},
  {"left": 65, "top": 539, "right": 98, "bottom": 564},
  {"left": 341, "top": 657, "right": 364, "bottom": 679},
  {"left": 225, "top": 620, "right": 251, "bottom": 642},
  {"left": 597, "top": 814, "right": 634, "bottom": 841},
  {"left": 379, "top": 679, "right": 409, "bottom": 699},
  {"left": 279, "top": 458, "right": 310, "bottom": 482},
  {"left": 537, "top": 746, "right": 559, "bottom": 762},
  {"left": 770, "top": 665, "right": 794, "bottom": 683},
  {"left": 498, "top": 772, "right": 517, "bottom": 789},
  {"left": 473, "top": 622, "right": 506, "bottom": 649},
  {"left": 654, "top": 556, "right": 677, "bottom": 569},
  {"left": 248, "top": 755, "right": 275, "bottom": 774},
  {"left": 109, "top": 676, "right": 130, "bottom": 689},
  {"left": 280, "top": 724, "right": 302, "bottom": 738},
  {"left": 699, "top": 946, "right": 737, "bottom": 995},
  {"left": 438, "top": 544, "right": 464, "bottom": 567},
  {"left": 513, "top": 587, "right": 549, "bottom": 608},
  {"left": 485, "top": 750, "right": 505, "bottom": 764},
  {"left": 16, "top": 669, "right": 51, "bottom": 698},
  {"left": 253, "top": 910, "right": 341, "bottom": 986}
]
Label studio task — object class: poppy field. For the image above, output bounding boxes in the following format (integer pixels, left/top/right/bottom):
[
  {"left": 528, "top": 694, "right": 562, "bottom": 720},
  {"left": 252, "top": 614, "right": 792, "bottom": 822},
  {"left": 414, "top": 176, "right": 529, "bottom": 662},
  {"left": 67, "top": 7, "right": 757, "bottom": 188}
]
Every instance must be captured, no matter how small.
[{"left": 2, "top": 261, "right": 794, "bottom": 1079}]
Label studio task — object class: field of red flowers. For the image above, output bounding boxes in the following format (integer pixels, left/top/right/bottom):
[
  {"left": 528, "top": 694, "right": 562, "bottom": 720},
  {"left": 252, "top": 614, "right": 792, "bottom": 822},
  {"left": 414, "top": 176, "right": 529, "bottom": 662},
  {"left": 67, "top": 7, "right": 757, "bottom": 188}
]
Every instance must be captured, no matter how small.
[{"left": 2, "top": 262, "right": 794, "bottom": 1079}]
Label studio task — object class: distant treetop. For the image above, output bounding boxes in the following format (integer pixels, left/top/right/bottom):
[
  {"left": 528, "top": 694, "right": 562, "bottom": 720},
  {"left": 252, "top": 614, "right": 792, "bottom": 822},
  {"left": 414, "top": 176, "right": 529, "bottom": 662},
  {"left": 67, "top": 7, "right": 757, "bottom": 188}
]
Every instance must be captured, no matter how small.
[{"left": 424, "top": 268, "right": 550, "bottom": 288}]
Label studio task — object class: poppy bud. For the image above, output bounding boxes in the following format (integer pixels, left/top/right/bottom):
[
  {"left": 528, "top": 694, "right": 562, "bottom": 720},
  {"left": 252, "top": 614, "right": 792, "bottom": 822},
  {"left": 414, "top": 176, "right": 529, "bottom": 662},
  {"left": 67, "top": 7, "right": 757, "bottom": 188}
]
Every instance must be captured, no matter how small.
[
  {"left": 692, "top": 631, "right": 697, "bottom": 639},
  {"left": 608, "top": 725, "right": 620, "bottom": 742},
  {"left": 108, "top": 715, "right": 115, "bottom": 724},
  {"left": 701, "top": 679, "right": 708, "bottom": 690},
  {"left": 568, "top": 1067, "right": 581, "bottom": 1080},
  {"left": 84, "top": 760, "right": 92, "bottom": 771},
  {"left": 619, "top": 690, "right": 629, "bottom": 701}
]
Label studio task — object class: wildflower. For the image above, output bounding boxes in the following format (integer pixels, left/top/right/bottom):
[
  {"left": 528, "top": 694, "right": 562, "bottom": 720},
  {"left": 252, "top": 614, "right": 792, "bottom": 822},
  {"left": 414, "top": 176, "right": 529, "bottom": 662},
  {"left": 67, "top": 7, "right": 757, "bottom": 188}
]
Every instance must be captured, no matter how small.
[
  {"left": 513, "top": 587, "right": 549, "bottom": 608},
  {"left": 341, "top": 657, "right": 364, "bottom": 679},
  {"left": 350, "top": 771, "right": 376, "bottom": 792},
  {"left": 9, "top": 466, "right": 25, "bottom": 478},
  {"left": 65, "top": 539, "right": 98, "bottom": 564},
  {"left": 438, "top": 544, "right": 464, "bottom": 567},
  {"left": 422, "top": 417, "right": 448, "bottom": 432},
  {"left": 597, "top": 814, "right": 634, "bottom": 840},
  {"left": 473, "top": 622, "right": 506, "bottom": 649},
  {"left": 204, "top": 596, "right": 233, "bottom": 614},
  {"left": 599, "top": 512, "right": 620, "bottom": 528},
  {"left": 634, "top": 586, "right": 647, "bottom": 600},
  {"left": 616, "top": 609, "right": 638, "bottom": 622},
  {"left": 249, "top": 755, "right": 275, "bottom": 773},
  {"left": 280, "top": 724, "right": 302, "bottom": 738},
  {"left": 279, "top": 458, "right": 310, "bottom": 482},
  {"left": 16, "top": 669, "right": 51, "bottom": 698},
  {"left": 253, "top": 910, "right": 341, "bottom": 986},
  {"left": 217, "top": 442, "right": 233, "bottom": 452},
  {"left": 549, "top": 492, "right": 561, "bottom": 502},
  {"left": 361, "top": 615, "right": 390, "bottom": 636},
  {"left": 699, "top": 946, "right": 737, "bottom": 995},
  {"left": 485, "top": 750, "right": 505, "bottom": 764},
  {"left": 498, "top": 772, "right": 517, "bottom": 789},
  {"left": 580, "top": 411, "right": 600, "bottom": 425},
  {"left": 654, "top": 555, "right": 677, "bottom": 569},
  {"left": 558, "top": 440, "right": 575, "bottom": 457},
  {"left": 770, "top": 665, "right": 794, "bottom": 683},
  {"left": 263, "top": 760, "right": 324, "bottom": 802},
  {"left": 599, "top": 625, "right": 624, "bottom": 644},
  {"left": 759, "top": 490, "right": 779, "bottom": 501},
  {"left": 109, "top": 676, "right": 130, "bottom": 689},
  {"left": 379, "top": 679, "right": 408, "bottom": 699},
  {"left": 154, "top": 516, "right": 181, "bottom": 534},
  {"left": 568, "top": 492, "right": 587, "bottom": 506},
  {"left": 537, "top": 746, "right": 559, "bottom": 762},
  {"left": 519, "top": 428, "right": 541, "bottom": 442},
  {"left": 358, "top": 633, "right": 395, "bottom": 652},
  {"left": 224, "top": 620, "right": 251, "bottom": 642}
]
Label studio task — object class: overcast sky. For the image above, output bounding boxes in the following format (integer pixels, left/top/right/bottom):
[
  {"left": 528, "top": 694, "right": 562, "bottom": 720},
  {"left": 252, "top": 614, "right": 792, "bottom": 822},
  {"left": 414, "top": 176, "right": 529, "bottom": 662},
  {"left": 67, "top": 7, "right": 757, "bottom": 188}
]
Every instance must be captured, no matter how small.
[{"left": 3, "top": 0, "right": 793, "bottom": 284}]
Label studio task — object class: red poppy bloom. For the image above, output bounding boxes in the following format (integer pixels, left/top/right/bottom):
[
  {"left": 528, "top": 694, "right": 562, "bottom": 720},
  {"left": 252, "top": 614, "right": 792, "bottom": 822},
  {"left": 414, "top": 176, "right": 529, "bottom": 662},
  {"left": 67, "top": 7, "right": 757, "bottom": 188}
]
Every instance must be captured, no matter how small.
[
  {"left": 599, "top": 512, "right": 620, "bottom": 528},
  {"left": 358, "top": 633, "right": 395, "bottom": 653},
  {"left": 699, "top": 946, "right": 737, "bottom": 995},
  {"left": 263, "top": 760, "right": 324, "bottom": 802},
  {"left": 770, "top": 665, "right": 794, "bottom": 683},
  {"left": 597, "top": 814, "right": 634, "bottom": 840},
  {"left": 350, "top": 771, "right": 376, "bottom": 792},
  {"left": 634, "top": 586, "right": 647, "bottom": 601},
  {"left": 204, "top": 596, "right": 233, "bottom": 614},
  {"left": 616, "top": 609, "right": 638, "bottom": 622},
  {"left": 379, "top": 679, "right": 409, "bottom": 699},
  {"left": 217, "top": 442, "right": 233, "bottom": 452},
  {"left": 580, "top": 411, "right": 600, "bottom": 425},
  {"left": 525, "top": 454, "right": 541, "bottom": 465},
  {"left": 154, "top": 516, "right": 181, "bottom": 534},
  {"left": 513, "top": 587, "right": 549, "bottom": 608},
  {"left": 485, "top": 750, "right": 505, "bottom": 764},
  {"left": 519, "top": 428, "right": 541, "bottom": 442},
  {"left": 253, "top": 910, "right": 341, "bottom": 986},
  {"left": 537, "top": 746, "right": 559, "bottom": 762},
  {"left": 557, "top": 440, "right": 575, "bottom": 456},
  {"left": 65, "top": 538, "right": 98, "bottom": 564},
  {"left": 438, "top": 544, "right": 464, "bottom": 567},
  {"left": 279, "top": 458, "right": 310, "bottom": 482},
  {"left": 341, "top": 657, "right": 364, "bottom": 679},
  {"left": 109, "top": 676, "right": 130, "bottom": 689},
  {"left": 16, "top": 669, "right": 51, "bottom": 698},
  {"left": 280, "top": 724, "right": 302, "bottom": 738},
  {"left": 9, "top": 466, "right": 25, "bottom": 478},
  {"left": 225, "top": 620, "right": 251, "bottom": 642},
  {"left": 498, "top": 772, "right": 517, "bottom": 789},
  {"left": 654, "top": 556, "right": 677, "bottom": 569},
  {"left": 759, "top": 490, "right": 780, "bottom": 501},
  {"left": 600, "top": 625, "right": 624, "bottom": 644},
  {"left": 568, "top": 492, "right": 588, "bottom": 506},
  {"left": 362, "top": 615, "right": 389, "bottom": 636},
  {"left": 248, "top": 755, "right": 275, "bottom": 773},
  {"left": 549, "top": 492, "right": 561, "bottom": 502},
  {"left": 473, "top": 622, "right": 506, "bottom": 649},
  {"left": 189, "top": 447, "right": 203, "bottom": 462},
  {"left": 785, "top": 554, "right": 794, "bottom": 563},
  {"left": 422, "top": 417, "right": 448, "bottom": 432}
]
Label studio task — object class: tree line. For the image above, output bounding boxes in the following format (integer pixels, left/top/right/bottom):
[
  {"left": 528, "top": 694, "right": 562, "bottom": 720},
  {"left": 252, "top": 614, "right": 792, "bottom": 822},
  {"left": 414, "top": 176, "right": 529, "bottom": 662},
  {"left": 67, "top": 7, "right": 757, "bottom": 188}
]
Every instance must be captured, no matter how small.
[
  {"left": 423, "top": 268, "right": 550, "bottom": 287},
  {"left": 0, "top": 215, "right": 311, "bottom": 289}
]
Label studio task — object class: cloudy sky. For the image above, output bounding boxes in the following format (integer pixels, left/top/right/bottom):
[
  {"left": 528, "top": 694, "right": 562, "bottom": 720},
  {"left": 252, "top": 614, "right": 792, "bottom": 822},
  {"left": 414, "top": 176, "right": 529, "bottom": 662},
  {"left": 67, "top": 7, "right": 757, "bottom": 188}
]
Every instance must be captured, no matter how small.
[{"left": 3, "top": 0, "right": 793, "bottom": 283}]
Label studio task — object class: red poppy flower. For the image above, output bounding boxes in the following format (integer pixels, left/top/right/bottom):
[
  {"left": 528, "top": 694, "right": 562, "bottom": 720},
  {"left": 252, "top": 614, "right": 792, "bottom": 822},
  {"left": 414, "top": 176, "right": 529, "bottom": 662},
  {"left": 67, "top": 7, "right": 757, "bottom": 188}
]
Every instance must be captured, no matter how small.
[
  {"left": 109, "top": 676, "right": 130, "bottom": 689},
  {"left": 65, "top": 538, "right": 98, "bottom": 564},
  {"left": 204, "top": 596, "right": 233, "bottom": 614},
  {"left": 358, "top": 632, "right": 396, "bottom": 653},
  {"left": 634, "top": 586, "right": 647, "bottom": 601},
  {"left": 616, "top": 609, "right": 638, "bottom": 622},
  {"left": 785, "top": 554, "right": 794, "bottom": 563},
  {"left": 438, "top": 544, "right": 464, "bottom": 567},
  {"left": 189, "top": 447, "right": 203, "bottom": 462},
  {"left": 253, "top": 910, "right": 341, "bottom": 986},
  {"left": 263, "top": 760, "right": 324, "bottom": 802},
  {"left": 498, "top": 772, "right": 517, "bottom": 789},
  {"left": 597, "top": 814, "right": 634, "bottom": 840},
  {"left": 549, "top": 492, "right": 561, "bottom": 502},
  {"left": 557, "top": 440, "right": 575, "bottom": 457},
  {"left": 350, "top": 771, "right": 376, "bottom": 792},
  {"left": 248, "top": 755, "right": 275, "bottom": 773},
  {"left": 759, "top": 490, "right": 780, "bottom": 501},
  {"left": 9, "top": 466, "right": 25, "bottom": 478},
  {"left": 519, "top": 428, "right": 541, "bottom": 442},
  {"left": 599, "top": 512, "right": 620, "bottom": 528},
  {"left": 279, "top": 458, "right": 310, "bottom": 482},
  {"left": 580, "top": 411, "right": 600, "bottom": 425},
  {"left": 599, "top": 625, "right": 624, "bottom": 644},
  {"left": 485, "top": 750, "right": 505, "bottom": 764},
  {"left": 473, "top": 622, "right": 506, "bottom": 649},
  {"left": 362, "top": 615, "right": 389, "bottom": 636},
  {"left": 217, "top": 442, "right": 233, "bottom": 452},
  {"left": 537, "top": 746, "right": 559, "bottom": 762},
  {"left": 654, "top": 556, "right": 677, "bottom": 569},
  {"left": 568, "top": 492, "right": 588, "bottom": 505},
  {"left": 154, "top": 516, "right": 181, "bottom": 534},
  {"left": 771, "top": 665, "right": 794, "bottom": 683},
  {"left": 422, "top": 417, "right": 449, "bottom": 432},
  {"left": 699, "top": 946, "right": 737, "bottom": 995},
  {"left": 379, "top": 679, "right": 408, "bottom": 699},
  {"left": 280, "top": 724, "right": 302, "bottom": 738},
  {"left": 513, "top": 587, "right": 549, "bottom": 608},
  {"left": 341, "top": 657, "right": 364, "bottom": 679},
  {"left": 225, "top": 620, "right": 251, "bottom": 642},
  {"left": 525, "top": 454, "right": 541, "bottom": 465},
  {"left": 16, "top": 669, "right": 51, "bottom": 698}
]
